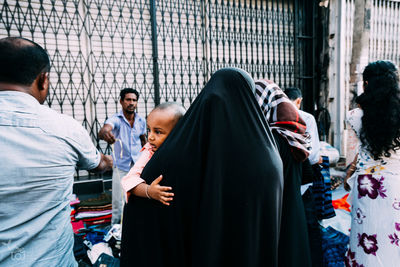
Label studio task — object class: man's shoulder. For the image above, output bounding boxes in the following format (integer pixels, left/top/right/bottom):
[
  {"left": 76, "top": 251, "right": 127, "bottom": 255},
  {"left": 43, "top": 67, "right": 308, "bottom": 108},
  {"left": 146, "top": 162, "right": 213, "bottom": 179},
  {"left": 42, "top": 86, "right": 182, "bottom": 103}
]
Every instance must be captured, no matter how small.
[
  {"left": 299, "top": 110, "right": 316, "bottom": 123},
  {"left": 105, "top": 112, "right": 124, "bottom": 125},
  {"left": 298, "top": 109, "right": 312, "bottom": 118},
  {"left": 39, "top": 105, "right": 89, "bottom": 139},
  {"left": 40, "top": 105, "right": 81, "bottom": 126}
]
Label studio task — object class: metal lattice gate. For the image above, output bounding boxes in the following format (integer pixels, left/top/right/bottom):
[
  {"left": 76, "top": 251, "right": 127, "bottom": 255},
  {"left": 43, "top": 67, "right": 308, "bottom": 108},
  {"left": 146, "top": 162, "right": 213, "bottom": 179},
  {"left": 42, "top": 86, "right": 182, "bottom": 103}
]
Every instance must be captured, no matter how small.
[{"left": 0, "top": 0, "right": 320, "bottom": 179}]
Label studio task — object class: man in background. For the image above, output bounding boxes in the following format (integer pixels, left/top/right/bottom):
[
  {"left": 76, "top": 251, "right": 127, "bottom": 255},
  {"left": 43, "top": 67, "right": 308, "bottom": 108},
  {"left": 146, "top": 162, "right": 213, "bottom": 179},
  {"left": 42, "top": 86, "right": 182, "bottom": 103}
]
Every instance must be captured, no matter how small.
[
  {"left": 285, "top": 87, "right": 321, "bottom": 165},
  {"left": 98, "top": 88, "right": 146, "bottom": 225},
  {"left": 0, "top": 37, "right": 112, "bottom": 266}
]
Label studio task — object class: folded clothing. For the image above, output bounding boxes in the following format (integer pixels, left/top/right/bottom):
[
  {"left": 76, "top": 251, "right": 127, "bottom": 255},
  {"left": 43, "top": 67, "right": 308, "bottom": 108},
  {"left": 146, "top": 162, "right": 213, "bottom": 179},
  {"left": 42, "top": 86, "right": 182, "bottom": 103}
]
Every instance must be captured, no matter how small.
[
  {"left": 82, "top": 214, "right": 112, "bottom": 222},
  {"left": 75, "top": 210, "right": 112, "bottom": 220},
  {"left": 72, "top": 220, "right": 85, "bottom": 233},
  {"left": 84, "top": 219, "right": 112, "bottom": 226},
  {"left": 77, "top": 193, "right": 112, "bottom": 208},
  {"left": 77, "top": 204, "right": 112, "bottom": 212}
]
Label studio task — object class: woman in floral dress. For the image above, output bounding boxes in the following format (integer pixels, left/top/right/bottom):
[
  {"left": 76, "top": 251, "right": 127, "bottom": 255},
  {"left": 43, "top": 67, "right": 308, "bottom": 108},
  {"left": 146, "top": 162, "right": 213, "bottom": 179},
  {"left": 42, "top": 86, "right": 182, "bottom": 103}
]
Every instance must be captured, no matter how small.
[{"left": 346, "top": 60, "right": 400, "bottom": 266}]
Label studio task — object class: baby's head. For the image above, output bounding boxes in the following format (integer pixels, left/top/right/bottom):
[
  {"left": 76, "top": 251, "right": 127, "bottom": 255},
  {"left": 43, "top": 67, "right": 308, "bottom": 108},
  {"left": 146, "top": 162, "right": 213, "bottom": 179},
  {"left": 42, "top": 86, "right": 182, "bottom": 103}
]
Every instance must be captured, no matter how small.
[{"left": 147, "top": 102, "right": 186, "bottom": 152}]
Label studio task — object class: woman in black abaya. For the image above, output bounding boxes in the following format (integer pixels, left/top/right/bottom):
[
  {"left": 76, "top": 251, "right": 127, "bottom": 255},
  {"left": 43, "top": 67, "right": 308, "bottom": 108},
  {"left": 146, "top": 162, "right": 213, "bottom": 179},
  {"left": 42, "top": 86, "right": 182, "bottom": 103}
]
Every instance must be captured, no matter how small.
[
  {"left": 254, "top": 79, "right": 312, "bottom": 267},
  {"left": 121, "top": 68, "right": 284, "bottom": 267}
]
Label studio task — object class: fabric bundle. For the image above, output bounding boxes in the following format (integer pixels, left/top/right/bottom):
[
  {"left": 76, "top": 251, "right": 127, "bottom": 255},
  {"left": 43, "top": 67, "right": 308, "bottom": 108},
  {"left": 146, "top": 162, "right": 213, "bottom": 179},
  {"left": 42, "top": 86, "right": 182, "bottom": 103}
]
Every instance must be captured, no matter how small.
[{"left": 254, "top": 79, "right": 311, "bottom": 162}]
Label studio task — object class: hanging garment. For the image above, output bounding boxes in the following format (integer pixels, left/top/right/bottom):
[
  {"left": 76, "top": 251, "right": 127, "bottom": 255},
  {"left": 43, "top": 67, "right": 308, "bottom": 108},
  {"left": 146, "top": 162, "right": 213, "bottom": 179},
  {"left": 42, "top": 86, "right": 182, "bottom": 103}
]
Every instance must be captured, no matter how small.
[
  {"left": 310, "top": 157, "right": 336, "bottom": 220},
  {"left": 273, "top": 132, "right": 312, "bottom": 267}
]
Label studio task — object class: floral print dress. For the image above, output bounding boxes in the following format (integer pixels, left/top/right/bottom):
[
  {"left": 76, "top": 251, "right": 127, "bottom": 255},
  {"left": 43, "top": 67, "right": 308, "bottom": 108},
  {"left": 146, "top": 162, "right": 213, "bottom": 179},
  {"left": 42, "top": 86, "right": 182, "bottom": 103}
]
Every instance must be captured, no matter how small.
[{"left": 346, "top": 108, "right": 400, "bottom": 267}]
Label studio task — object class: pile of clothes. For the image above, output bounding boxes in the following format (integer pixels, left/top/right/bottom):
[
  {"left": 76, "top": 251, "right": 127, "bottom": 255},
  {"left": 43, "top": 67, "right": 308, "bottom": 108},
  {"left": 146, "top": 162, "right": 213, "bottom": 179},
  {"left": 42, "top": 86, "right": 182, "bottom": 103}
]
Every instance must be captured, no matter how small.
[
  {"left": 71, "top": 193, "right": 112, "bottom": 229},
  {"left": 70, "top": 193, "right": 121, "bottom": 266},
  {"left": 73, "top": 224, "right": 121, "bottom": 266}
]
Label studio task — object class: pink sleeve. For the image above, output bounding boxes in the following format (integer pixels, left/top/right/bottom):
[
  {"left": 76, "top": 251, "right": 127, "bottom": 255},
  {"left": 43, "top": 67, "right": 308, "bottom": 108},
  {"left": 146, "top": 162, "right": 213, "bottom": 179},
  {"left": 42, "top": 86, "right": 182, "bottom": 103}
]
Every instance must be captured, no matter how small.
[{"left": 121, "top": 143, "right": 153, "bottom": 203}]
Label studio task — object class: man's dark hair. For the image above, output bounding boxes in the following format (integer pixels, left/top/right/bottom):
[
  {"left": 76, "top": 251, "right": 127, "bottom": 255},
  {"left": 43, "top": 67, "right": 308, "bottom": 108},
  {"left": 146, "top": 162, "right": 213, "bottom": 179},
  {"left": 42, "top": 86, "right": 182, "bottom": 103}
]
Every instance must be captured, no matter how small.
[
  {"left": 120, "top": 88, "right": 139, "bottom": 101},
  {"left": 284, "top": 87, "right": 302, "bottom": 101},
  {"left": 0, "top": 37, "right": 50, "bottom": 86}
]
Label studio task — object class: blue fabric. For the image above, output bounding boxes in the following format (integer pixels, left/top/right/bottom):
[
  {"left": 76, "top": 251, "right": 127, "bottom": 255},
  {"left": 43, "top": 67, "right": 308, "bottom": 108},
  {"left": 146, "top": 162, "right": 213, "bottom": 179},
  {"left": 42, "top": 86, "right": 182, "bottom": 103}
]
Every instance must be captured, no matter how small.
[
  {"left": 85, "top": 228, "right": 109, "bottom": 245},
  {"left": 105, "top": 111, "right": 146, "bottom": 171},
  {"left": 310, "top": 156, "right": 336, "bottom": 220},
  {"left": 310, "top": 165, "right": 326, "bottom": 219},
  {"left": 321, "top": 226, "right": 349, "bottom": 267},
  {"left": 0, "top": 91, "right": 100, "bottom": 266},
  {"left": 320, "top": 156, "right": 336, "bottom": 219}
]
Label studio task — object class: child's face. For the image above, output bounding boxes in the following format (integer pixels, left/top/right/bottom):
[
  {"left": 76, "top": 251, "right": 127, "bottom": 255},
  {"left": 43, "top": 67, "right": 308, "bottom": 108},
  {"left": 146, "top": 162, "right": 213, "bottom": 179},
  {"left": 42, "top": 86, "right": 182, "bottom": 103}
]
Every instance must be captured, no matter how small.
[{"left": 147, "top": 109, "right": 177, "bottom": 152}]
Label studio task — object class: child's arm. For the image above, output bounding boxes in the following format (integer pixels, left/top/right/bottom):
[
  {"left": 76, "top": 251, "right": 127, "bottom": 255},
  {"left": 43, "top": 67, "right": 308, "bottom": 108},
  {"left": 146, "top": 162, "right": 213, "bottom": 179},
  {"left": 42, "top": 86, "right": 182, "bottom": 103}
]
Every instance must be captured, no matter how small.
[
  {"left": 132, "top": 175, "right": 174, "bottom": 206},
  {"left": 121, "top": 143, "right": 152, "bottom": 202}
]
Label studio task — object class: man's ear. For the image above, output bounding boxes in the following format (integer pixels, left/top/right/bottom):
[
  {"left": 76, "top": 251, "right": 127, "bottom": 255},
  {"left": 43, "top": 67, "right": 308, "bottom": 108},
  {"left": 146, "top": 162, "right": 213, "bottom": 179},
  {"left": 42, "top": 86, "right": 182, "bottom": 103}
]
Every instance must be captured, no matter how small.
[
  {"left": 294, "top": 98, "right": 302, "bottom": 109},
  {"left": 37, "top": 72, "right": 49, "bottom": 104},
  {"left": 38, "top": 72, "right": 49, "bottom": 92}
]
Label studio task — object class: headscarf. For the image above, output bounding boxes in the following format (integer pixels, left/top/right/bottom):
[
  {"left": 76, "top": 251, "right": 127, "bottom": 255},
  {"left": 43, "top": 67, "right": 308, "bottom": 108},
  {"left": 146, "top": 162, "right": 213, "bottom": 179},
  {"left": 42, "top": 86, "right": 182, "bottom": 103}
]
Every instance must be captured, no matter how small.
[
  {"left": 254, "top": 79, "right": 311, "bottom": 162},
  {"left": 121, "top": 68, "right": 284, "bottom": 267}
]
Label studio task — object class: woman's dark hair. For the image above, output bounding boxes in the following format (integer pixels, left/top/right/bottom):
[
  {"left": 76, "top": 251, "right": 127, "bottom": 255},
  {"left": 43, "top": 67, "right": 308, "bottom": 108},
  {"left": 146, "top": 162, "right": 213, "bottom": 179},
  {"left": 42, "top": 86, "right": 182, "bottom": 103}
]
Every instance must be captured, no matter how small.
[{"left": 356, "top": 60, "right": 400, "bottom": 160}]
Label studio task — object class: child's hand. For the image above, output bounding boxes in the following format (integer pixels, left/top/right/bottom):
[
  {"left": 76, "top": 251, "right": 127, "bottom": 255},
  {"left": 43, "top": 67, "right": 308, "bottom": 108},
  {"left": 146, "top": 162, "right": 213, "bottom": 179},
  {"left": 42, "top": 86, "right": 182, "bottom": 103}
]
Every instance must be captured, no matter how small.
[{"left": 148, "top": 175, "right": 174, "bottom": 206}]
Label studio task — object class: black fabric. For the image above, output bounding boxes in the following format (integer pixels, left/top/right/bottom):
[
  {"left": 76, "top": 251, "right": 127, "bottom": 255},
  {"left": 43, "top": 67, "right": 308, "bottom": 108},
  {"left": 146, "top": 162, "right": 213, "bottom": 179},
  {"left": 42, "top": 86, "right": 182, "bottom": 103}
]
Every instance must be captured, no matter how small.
[
  {"left": 73, "top": 234, "right": 92, "bottom": 266},
  {"left": 121, "top": 68, "right": 284, "bottom": 267},
  {"left": 93, "top": 253, "right": 120, "bottom": 267},
  {"left": 273, "top": 132, "right": 312, "bottom": 267},
  {"left": 302, "top": 160, "right": 324, "bottom": 267},
  {"left": 302, "top": 189, "right": 323, "bottom": 267},
  {"left": 302, "top": 159, "right": 314, "bottom": 185},
  {"left": 73, "top": 234, "right": 88, "bottom": 260}
]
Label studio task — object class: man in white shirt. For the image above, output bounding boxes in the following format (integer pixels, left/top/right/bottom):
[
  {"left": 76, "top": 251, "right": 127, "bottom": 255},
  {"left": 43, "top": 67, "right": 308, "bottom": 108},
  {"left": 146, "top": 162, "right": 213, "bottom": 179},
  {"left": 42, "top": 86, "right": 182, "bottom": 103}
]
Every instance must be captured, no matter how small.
[
  {"left": 0, "top": 37, "right": 113, "bottom": 266},
  {"left": 284, "top": 87, "right": 321, "bottom": 165}
]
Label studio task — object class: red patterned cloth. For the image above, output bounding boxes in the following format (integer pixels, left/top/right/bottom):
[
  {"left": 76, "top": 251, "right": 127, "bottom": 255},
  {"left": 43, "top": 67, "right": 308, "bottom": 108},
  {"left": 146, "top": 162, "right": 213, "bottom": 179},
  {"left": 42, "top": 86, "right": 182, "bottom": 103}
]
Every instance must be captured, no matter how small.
[{"left": 254, "top": 79, "right": 311, "bottom": 161}]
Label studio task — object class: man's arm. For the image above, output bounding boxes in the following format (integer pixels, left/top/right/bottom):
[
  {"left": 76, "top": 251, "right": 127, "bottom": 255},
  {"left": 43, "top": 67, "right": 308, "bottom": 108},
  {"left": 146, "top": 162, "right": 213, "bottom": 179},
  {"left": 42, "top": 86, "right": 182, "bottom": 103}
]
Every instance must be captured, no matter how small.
[
  {"left": 89, "top": 154, "right": 113, "bottom": 173},
  {"left": 303, "top": 112, "right": 321, "bottom": 165},
  {"left": 98, "top": 124, "right": 116, "bottom": 144},
  {"left": 140, "top": 134, "right": 147, "bottom": 147}
]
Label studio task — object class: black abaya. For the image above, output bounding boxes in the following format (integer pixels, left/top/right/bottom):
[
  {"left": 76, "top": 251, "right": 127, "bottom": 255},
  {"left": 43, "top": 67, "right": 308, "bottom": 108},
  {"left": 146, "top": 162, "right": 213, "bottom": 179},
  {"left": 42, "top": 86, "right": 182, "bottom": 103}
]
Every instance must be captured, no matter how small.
[
  {"left": 121, "top": 68, "right": 284, "bottom": 267},
  {"left": 273, "top": 132, "right": 312, "bottom": 267}
]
